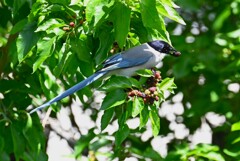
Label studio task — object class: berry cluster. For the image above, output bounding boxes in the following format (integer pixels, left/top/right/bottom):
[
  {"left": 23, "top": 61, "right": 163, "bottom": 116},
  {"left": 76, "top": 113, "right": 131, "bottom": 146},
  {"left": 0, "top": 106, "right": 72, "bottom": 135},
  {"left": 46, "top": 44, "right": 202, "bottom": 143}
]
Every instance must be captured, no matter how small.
[{"left": 128, "top": 70, "right": 162, "bottom": 104}]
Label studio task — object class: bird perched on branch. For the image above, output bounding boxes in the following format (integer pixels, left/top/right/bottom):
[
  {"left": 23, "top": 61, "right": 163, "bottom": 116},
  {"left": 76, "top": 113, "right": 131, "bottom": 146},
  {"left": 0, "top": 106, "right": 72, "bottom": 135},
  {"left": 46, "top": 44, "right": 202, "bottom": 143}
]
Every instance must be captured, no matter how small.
[{"left": 30, "top": 40, "right": 181, "bottom": 114}]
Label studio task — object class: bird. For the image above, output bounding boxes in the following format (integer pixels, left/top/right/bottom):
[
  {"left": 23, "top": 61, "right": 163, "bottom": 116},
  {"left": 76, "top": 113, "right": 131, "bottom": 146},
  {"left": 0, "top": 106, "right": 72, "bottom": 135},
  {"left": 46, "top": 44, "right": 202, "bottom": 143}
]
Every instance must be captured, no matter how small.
[{"left": 29, "top": 40, "right": 181, "bottom": 114}]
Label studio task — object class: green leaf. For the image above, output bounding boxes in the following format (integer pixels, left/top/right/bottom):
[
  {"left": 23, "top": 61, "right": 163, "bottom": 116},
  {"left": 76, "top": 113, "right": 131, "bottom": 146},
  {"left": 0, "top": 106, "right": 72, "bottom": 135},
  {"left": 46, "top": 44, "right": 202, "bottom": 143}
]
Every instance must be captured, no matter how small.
[
  {"left": 95, "top": 27, "right": 115, "bottom": 64},
  {"left": 139, "top": 0, "right": 167, "bottom": 39},
  {"left": 10, "top": 19, "right": 28, "bottom": 34},
  {"left": 35, "top": 18, "right": 65, "bottom": 34},
  {"left": 101, "top": 76, "right": 133, "bottom": 91},
  {"left": 232, "top": 121, "right": 240, "bottom": 131},
  {"left": 140, "top": 106, "right": 149, "bottom": 129},
  {"left": 17, "top": 22, "right": 39, "bottom": 63},
  {"left": 158, "top": 77, "right": 176, "bottom": 93},
  {"left": 149, "top": 106, "right": 160, "bottom": 137},
  {"left": 86, "top": 0, "right": 114, "bottom": 27},
  {"left": 156, "top": 1, "right": 186, "bottom": 25},
  {"left": 115, "top": 124, "right": 130, "bottom": 147},
  {"left": 111, "top": 2, "right": 131, "bottom": 48},
  {"left": 160, "top": 0, "right": 180, "bottom": 8},
  {"left": 48, "top": 0, "right": 71, "bottom": 5},
  {"left": 132, "top": 97, "right": 144, "bottom": 117},
  {"left": 136, "top": 69, "right": 153, "bottom": 77},
  {"left": 11, "top": 124, "right": 25, "bottom": 160},
  {"left": 101, "top": 108, "right": 114, "bottom": 131},
  {"left": 70, "top": 35, "right": 91, "bottom": 63},
  {"left": 101, "top": 89, "right": 126, "bottom": 110},
  {"left": 74, "top": 129, "right": 95, "bottom": 157},
  {"left": 33, "top": 36, "right": 56, "bottom": 73}
]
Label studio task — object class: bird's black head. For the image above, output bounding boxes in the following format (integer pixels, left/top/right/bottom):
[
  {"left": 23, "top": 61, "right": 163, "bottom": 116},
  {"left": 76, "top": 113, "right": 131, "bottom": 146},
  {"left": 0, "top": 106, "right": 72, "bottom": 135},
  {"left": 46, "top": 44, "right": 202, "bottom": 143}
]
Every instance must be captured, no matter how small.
[{"left": 147, "top": 40, "right": 181, "bottom": 57}]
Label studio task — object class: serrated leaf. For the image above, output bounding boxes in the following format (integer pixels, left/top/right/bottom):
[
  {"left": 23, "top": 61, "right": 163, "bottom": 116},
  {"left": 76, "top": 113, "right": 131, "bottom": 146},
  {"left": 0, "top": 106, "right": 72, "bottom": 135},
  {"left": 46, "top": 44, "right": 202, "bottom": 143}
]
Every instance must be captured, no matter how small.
[
  {"left": 156, "top": 1, "right": 186, "bottom": 25},
  {"left": 111, "top": 2, "right": 131, "bottom": 48},
  {"left": 33, "top": 36, "right": 56, "bottom": 73},
  {"left": 158, "top": 77, "right": 176, "bottom": 93},
  {"left": 149, "top": 106, "right": 160, "bottom": 137},
  {"left": 101, "top": 108, "right": 114, "bottom": 131},
  {"left": 132, "top": 97, "right": 144, "bottom": 117},
  {"left": 140, "top": 0, "right": 167, "bottom": 39},
  {"left": 136, "top": 69, "right": 153, "bottom": 77},
  {"left": 101, "top": 89, "right": 126, "bottom": 110},
  {"left": 17, "top": 22, "right": 39, "bottom": 63},
  {"left": 115, "top": 124, "right": 130, "bottom": 147},
  {"left": 140, "top": 106, "right": 149, "bottom": 129}
]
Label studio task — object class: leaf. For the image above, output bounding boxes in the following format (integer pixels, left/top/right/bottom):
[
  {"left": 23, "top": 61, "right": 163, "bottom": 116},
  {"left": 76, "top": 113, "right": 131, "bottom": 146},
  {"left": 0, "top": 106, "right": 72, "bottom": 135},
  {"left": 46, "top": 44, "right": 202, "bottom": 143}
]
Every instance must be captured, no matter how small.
[
  {"left": 86, "top": 0, "right": 114, "bottom": 26},
  {"left": 17, "top": 22, "right": 39, "bottom": 63},
  {"left": 74, "top": 129, "right": 95, "bottom": 157},
  {"left": 101, "top": 89, "right": 126, "bottom": 110},
  {"left": 160, "top": 0, "right": 180, "bottom": 8},
  {"left": 156, "top": 1, "right": 186, "bottom": 25},
  {"left": 111, "top": 2, "right": 131, "bottom": 48},
  {"left": 115, "top": 124, "right": 130, "bottom": 147},
  {"left": 232, "top": 121, "right": 240, "bottom": 131},
  {"left": 48, "top": 0, "right": 71, "bottom": 5},
  {"left": 95, "top": 27, "right": 115, "bottom": 65},
  {"left": 70, "top": 35, "right": 91, "bottom": 63},
  {"left": 149, "top": 105, "right": 160, "bottom": 137},
  {"left": 10, "top": 18, "right": 28, "bottom": 34},
  {"left": 139, "top": 0, "right": 167, "bottom": 39},
  {"left": 132, "top": 97, "right": 144, "bottom": 117},
  {"left": 101, "top": 76, "right": 133, "bottom": 91},
  {"left": 11, "top": 123, "right": 25, "bottom": 160},
  {"left": 140, "top": 106, "right": 149, "bottom": 129},
  {"left": 33, "top": 36, "right": 56, "bottom": 73},
  {"left": 136, "top": 69, "right": 153, "bottom": 77},
  {"left": 158, "top": 77, "right": 176, "bottom": 93},
  {"left": 101, "top": 108, "right": 114, "bottom": 131},
  {"left": 35, "top": 18, "right": 65, "bottom": 34}
]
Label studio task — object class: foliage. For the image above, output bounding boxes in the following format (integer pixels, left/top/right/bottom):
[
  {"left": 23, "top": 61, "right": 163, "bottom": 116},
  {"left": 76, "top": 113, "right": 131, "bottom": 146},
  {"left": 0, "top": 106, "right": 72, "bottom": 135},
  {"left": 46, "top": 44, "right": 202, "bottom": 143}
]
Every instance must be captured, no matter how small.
[{"left": 0, "top": 0, "right": 240, "bottom": 160}]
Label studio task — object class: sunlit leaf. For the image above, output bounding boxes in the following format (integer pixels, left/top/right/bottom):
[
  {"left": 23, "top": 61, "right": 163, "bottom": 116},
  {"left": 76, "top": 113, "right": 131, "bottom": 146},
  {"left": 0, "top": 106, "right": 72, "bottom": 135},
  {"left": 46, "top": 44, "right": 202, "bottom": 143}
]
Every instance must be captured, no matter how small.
[
  {"left": 33, "top": 36, "right": 56, "bottom": 73},
  {"left": 132, "top": 97, "right": 144, "bottom": 117},
  {"left": 149, "top": 105, "right": 160, "bottom": 137},
  {"left": 17, "top": 22, "right": 39, "bottom": 63},
  {"left": 111, "top": 2, "right": 131, "bottom": 48},
  {"left": 101, "top": 89, "right": 126, "bottom": 110}
]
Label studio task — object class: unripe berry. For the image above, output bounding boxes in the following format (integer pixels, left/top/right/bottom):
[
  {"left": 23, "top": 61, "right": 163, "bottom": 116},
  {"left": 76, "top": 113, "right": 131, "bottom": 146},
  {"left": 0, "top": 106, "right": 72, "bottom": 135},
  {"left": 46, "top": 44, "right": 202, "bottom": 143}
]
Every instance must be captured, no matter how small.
[
  {"left": 144, "top": 89, "right": 151, "bottom": 95},
  {"left": 63, "top": 27, "right": 70, "bottom": 31}
]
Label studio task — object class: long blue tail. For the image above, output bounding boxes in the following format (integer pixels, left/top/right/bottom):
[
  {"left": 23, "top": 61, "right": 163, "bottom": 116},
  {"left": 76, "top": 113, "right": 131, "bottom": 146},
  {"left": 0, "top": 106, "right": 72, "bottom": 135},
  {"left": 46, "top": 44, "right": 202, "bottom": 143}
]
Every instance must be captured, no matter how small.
[{"left": 29, "top": 71, "right": 107, "bottom": 114}]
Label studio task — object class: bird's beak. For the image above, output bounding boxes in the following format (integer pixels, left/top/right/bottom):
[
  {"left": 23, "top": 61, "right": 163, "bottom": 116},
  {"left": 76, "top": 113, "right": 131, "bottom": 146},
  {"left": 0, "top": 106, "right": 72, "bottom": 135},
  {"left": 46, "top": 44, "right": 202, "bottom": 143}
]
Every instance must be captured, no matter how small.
[{"left": 169, "top": 50, "right": 181, "bottom": 57}]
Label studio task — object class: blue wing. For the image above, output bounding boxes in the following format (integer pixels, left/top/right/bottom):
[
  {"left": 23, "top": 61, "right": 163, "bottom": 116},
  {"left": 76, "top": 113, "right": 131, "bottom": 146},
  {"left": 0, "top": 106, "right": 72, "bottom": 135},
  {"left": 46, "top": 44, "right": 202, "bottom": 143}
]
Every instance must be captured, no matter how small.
[{"left": 102, "top": 44, "right": 153, "bottom": 71}]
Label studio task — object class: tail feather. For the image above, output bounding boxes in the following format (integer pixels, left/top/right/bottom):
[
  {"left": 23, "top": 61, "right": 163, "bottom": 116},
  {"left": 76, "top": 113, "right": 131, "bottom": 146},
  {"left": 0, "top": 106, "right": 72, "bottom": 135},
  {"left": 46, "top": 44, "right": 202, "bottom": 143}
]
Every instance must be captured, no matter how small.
[{"left": 29, "top": 71, "right": 107, "bottom": 114}]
